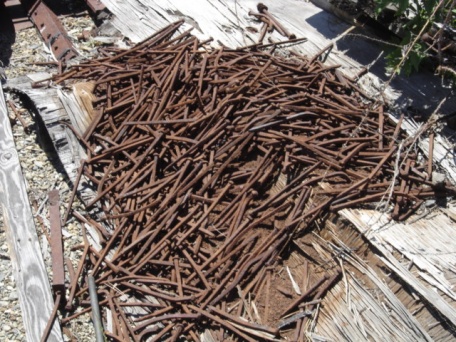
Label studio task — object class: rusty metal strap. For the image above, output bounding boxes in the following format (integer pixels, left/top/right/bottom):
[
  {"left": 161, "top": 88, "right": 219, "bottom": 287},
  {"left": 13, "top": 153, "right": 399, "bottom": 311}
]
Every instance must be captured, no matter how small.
[
  {"left": 85, "top": 0, "right": 106, "bottom": 14},
  {"left": 28, "top": 1, "right": 78, "bottom": 61},
  {"left": 49, "top": 189, "right": 65, "bottom": 304}
]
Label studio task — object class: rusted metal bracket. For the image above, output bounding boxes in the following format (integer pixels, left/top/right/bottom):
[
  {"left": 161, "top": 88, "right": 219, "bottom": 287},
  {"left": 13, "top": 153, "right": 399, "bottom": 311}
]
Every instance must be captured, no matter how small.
[
  {"left": 27, "top": 0, "right": 78, "bottom": 61},
  {"left": 49, "top": 189, "right": 66, "bottom": 308},
  {"left": 84, "top": 0, "right": 106, "bottom": 15}
]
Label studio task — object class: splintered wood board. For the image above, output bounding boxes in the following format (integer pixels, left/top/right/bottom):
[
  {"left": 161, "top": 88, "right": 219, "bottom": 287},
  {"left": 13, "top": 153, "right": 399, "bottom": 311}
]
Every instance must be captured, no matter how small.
[
  {"left": 340, "top": 208, "right": 456, "bottom": 328},
  {"left": 287, "top": 240, "right": 433, "bottom": 341},
  {"left": 0, "top": 86, "right": 63, "bottom": 341}
]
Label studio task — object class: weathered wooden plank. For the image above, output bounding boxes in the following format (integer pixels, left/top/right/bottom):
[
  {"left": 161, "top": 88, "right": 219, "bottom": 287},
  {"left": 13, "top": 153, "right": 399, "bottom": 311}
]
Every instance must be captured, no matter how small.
[
  {"left": 288, "top": 243, "right": 433, "bottom": 341},
  {"left": 6, "top": 75, "right": 84, "bottom": 184},
  {"left": 367, "top": 209, "right": 456, "bottom": 300},
  {"left": 341, "top": 208, "right": 456, "bottom": 328},
  {"left": 321, "top": 279, "right": 432, "bottom": 341},
  {"left": 100, "top": 0, "right": 455, "bottom": 114},
  {"left": 0, "top": 86, "right": 63, "bottom": 341}
]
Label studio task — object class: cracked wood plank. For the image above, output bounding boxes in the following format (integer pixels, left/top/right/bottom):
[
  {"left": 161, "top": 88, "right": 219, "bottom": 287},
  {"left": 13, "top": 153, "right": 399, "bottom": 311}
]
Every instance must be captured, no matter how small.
[
  {"left": 0, "top": 85, "right": 63, "bottom": 341},
  {"left": 341, "top": 208, "right": 456, "bottom": 329}
]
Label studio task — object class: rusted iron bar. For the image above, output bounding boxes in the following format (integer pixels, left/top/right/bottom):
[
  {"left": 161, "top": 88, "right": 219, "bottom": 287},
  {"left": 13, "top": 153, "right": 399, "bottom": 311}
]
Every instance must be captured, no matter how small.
[
  {"left": 7, "top": 100, "right": 30, "bottom": 133},
  {"left": 48, "top": 189, "right": 66, "bottom": 309},
  {"left": 88, "top": 274, "right": 105, "bottom": 342},
  {"left": 26, "top": 0, "right": 78, "bottom": 61}
]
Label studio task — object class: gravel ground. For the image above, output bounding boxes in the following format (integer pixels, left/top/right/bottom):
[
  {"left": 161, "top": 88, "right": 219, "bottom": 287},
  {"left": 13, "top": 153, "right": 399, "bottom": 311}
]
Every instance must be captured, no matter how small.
[{"left": 0, "top": 9, "right": 114, "bottom": 341}]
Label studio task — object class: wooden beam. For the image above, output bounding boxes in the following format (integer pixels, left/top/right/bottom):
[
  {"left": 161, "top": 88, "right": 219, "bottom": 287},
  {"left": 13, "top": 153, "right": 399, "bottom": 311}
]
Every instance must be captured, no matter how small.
[
  {"left": 341, "top": 209, "right": 456, "bottom": 329},
  {"left": 0, "top": 86, "right": 63, "bottom": 341}
]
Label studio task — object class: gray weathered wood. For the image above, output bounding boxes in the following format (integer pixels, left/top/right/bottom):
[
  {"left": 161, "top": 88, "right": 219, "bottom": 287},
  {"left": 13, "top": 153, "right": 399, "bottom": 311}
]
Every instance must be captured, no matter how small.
[
  {"left": 0, "top": 86, "right": 63, "bottom": 341},
  {"left": 6, "top": 76, "right": 84, "bottom": 183},
  {"left": 341, "top": 208, "right": 456, "bottom": 329}
]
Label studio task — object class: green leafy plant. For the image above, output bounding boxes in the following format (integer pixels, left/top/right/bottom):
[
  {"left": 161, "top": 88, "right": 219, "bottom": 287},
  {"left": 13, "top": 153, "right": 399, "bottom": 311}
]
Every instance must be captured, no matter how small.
[{"left": 375, "top": 0, "right": 455, "bottom": 77}]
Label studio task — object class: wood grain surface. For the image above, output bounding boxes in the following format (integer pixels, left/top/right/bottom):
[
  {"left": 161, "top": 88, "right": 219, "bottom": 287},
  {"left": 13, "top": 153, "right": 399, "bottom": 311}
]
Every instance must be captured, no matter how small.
[{"left": 0, "top": 85, "right": 62, "bottom": 341}]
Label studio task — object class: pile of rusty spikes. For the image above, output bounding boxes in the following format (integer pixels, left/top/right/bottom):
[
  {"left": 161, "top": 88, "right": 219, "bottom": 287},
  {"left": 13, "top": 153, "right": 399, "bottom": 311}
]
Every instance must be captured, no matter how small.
[{"left": 55, "top": 20, "right": 453, "bottom": 341}]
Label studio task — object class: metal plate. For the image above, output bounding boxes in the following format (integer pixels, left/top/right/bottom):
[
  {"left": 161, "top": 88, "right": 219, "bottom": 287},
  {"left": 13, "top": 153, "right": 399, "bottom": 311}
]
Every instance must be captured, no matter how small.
[{"left": 28, "top": 1, "right": 78, "bottom": 61}]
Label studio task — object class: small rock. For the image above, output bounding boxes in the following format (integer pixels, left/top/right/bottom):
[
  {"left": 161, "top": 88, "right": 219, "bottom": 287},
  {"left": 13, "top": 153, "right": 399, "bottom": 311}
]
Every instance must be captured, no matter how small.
[
  {"left": 3, "top": 325, "right": 11, "bottom": 332},
  {"left": 8, "top": 291, "right": 18, "bottom": 301},
  {"left": 425, "top": 199, "right": 436, "bottom": 207},
  {"left": 432, "top": 171, "right": 446, "bottom": 188}
]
